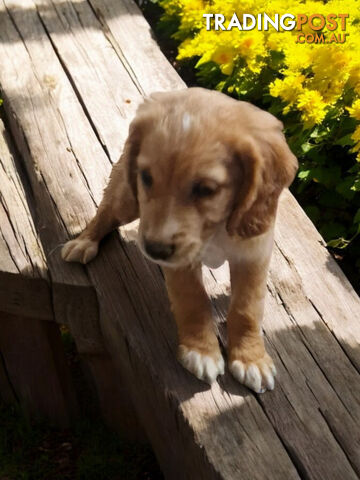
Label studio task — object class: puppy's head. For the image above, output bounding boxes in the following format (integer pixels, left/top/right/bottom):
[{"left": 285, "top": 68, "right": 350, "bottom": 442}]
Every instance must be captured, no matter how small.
[{"left": 123, "top": 88, "right": 298, "bottom": 268}]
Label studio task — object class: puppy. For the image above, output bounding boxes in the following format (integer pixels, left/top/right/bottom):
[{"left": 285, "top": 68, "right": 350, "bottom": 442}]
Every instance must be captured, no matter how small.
[{"left": 62, "top": 88, "right": 298, "bottom": 393}]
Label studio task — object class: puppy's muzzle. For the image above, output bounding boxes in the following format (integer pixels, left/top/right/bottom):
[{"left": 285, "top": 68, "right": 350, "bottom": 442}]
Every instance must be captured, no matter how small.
[{"left": 144, "top": 239, "right": 175, "bottom": 261}]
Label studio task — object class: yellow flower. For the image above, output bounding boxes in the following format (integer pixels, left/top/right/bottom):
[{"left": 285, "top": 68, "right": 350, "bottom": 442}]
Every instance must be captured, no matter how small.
[
  {"left": 350, "top": 126, "right": 360, "bottom": 160},
  {"left": 212, "top": 46, "right": 235, "bottom": 65},
  {"left": 347, "top": 99, "right": 360, "bottom": 122},
  {"left": 297, "top": 90, "right": 327, "bottom": 127},
  {"left": 211, "top": 46, "right": 236, "bottom": 75},
  {"left": 352, "top": 126, "right": 360, "bottom": 143},
  {"left": 269, "top": 75, "right": 305, "bottom": 105},
  {"left": 162, "top": 0, "right": 360, "bottom": 135}
]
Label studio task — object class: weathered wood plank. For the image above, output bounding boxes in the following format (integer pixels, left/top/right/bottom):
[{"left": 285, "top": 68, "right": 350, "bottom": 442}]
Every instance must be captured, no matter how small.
[
  {"left": 276, "top": 190, "right": 360, "bottom": 370},
  {"left": 0, "top": 0, "right": 106, "bottom": 353},
  {"left": 88, "top": 0, "right": 185, "bottom": 95},
  {"left": 0, "top": 119, "right": 52, "bottom": 319},
  {"left": 0, "top": 0, "right": 147, "bottom": 438},
  {"left": 35, "top": 0, "right": 141, "bottom": 162},
  {"left": 0, "top": 118, "right": 79, "bottom": 425}
]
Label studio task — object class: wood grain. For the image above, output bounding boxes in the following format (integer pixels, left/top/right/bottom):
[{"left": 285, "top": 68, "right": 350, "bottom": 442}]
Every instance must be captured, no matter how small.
[
  {"left": 0, "top": 120, "right": 78, "bottom": 425},
  {"left": 0, "top": 0, "right": 145, "bottom": 437},
  {"left": 0, "top": 119, "right": 52, "bottom": 318}
]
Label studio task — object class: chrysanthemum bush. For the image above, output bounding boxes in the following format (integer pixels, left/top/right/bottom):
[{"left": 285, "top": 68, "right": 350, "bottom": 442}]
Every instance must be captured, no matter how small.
[{"left": 157, "top": 0, "right": 360, "bottom": 269}]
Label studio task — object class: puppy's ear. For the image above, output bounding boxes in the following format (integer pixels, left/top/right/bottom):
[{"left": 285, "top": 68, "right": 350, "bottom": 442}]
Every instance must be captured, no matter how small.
[
  {"left": 104, "top": 111, "right": 150, "bottom": 223},
  {"left": 121, "top": 114, "right": 146, "bottom": 201},
  {"left": 227, "top": 125, "right": 298, "bottom": 238},
  {"left": 116, "top": 94, "right": 165, "bottom": 203}
]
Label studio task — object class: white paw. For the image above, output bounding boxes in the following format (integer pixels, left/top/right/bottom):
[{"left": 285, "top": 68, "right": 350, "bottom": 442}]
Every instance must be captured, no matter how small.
[
  {"left": 229, "top": 357, "right": 277, "bottom": 393},
  {"left": 178, "top": 345, "right": 225, "bottom": 384},
  {"left": 61, "top": 238, "right": 99, "bottom": 264}
]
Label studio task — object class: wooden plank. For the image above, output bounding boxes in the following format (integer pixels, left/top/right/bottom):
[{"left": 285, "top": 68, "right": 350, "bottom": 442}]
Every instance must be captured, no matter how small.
[
  {"left": 88, "top": 0, "right": 185, "bottom": 95},
  {"left": 1, "top": 0, "right": 359, "bottom": 478},
  {"left": 276, "top": 190, "right": 360, "bottom": 370},
  {"left": 0, "top": 119, "right": 78, "bottom": 425},
  {"left": 0, "top": 0, "right": 106, "bottom": 353},
  {"left": 0, "top": 312, "right": 78, "bottom": 426},
  {"left": 262, "top": 286, "right": 360, "bottom": 478},
  {"left": 0, "top": 271, "right": 53, "bottom": 320},
  {"left": 35, "top": 0, "right": 142, "bottom": 162},
  {"left": 0, "top": 119, "right": 52, "bottom": 319},
  {"left": 0, "top": 0, "right": 142, "bottom": 437}
]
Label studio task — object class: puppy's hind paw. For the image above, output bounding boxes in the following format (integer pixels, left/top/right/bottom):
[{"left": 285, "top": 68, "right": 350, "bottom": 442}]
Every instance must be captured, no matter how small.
[
  {"left": 178, "top": 345, "right": 225, "bottom": 385},
  {"left": 61, "top": 237, "right": 99, "bottom": 264}
]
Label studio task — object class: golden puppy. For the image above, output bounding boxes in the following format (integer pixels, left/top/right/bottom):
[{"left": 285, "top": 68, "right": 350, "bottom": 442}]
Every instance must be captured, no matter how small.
[{"left": 62, "top": 88, "right": 298, "bottom": 393}]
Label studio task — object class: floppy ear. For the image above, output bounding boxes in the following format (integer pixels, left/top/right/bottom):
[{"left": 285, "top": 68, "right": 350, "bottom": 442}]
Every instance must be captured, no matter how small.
[
  {"left": 119, "top": 115, "right": 144, "bottom": 201},
  {"left": 107, "top": 94, "right": 169, "bottom": 220},
  {"left": 227, "top": 128, "right": 298, "bottom": 238},
  {"left": 102, "top": 110, "right": 151, "bottom": 224}
]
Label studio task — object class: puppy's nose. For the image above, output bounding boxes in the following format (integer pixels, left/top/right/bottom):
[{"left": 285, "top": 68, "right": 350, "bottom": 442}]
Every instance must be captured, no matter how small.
[{"left": 144, "top": 240, "right": 175, "bottom": 261}]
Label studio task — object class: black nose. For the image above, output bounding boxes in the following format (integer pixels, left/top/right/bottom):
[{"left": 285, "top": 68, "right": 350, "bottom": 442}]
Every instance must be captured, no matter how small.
[{"left": 144, "top": 240, "right": 175, "bottom": 260}]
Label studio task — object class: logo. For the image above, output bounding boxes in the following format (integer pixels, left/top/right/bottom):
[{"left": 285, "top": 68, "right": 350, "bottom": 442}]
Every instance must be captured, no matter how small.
[{"left": 203, "top": 13, "right": 349, "bottom": 43}]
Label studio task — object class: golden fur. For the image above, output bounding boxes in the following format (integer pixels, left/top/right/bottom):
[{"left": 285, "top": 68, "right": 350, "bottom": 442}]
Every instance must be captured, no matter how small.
[{"left": 62, "top": 87, "right": 298, "bottom": 392}]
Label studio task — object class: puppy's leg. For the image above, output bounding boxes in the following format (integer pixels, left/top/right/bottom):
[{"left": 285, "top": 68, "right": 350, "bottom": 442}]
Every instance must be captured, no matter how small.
[
  {"left": 62, "top": 159, "right": 138, "bottom": 264},
  {"left": 227, "top": 232, "right": 276, "bottom": 393},
  {"left": 163, "top": 265, "right": 224, "bottom": 384}
]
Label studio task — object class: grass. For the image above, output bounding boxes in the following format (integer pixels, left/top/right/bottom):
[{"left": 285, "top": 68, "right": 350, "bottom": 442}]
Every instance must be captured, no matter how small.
[{"left": 0, "top": 402, "right": 163, "bottom": 480}]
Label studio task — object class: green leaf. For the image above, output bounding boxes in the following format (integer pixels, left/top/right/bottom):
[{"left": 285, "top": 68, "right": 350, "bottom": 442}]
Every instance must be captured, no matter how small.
[
  {"left": 327, "top": 238, "right": 351, "bottom": 249},
  {"left": 301, "top": 142, "right": 312, "bottom": 153},
  {"left": 298, "top": 169, "right": 312, "bottom": 180}
]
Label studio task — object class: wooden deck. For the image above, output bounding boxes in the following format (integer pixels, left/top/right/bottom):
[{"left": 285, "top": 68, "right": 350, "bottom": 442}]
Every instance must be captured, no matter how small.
[{"left": 0, "top": 0, "right": 359, "bottom": 478}]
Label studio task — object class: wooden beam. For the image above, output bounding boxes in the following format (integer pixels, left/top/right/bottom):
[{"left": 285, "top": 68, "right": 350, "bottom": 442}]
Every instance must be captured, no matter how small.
[
  {"left": 0, "top": 119, "right": 52, "bottom": 319},
  {"left": 0, "top": 118, "right": 79, "bottom": 425},
  {"left": 0, "top": 2, "right": 141, "bottom": 437}
]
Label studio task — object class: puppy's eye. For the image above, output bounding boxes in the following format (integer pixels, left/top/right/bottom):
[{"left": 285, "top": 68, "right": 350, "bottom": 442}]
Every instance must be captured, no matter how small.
[
  {"left": 140, "top": 169, "right": 153, "bottom": 188},
  {"left": 192, "top": 182, "right": 217, "bottom": 199}
]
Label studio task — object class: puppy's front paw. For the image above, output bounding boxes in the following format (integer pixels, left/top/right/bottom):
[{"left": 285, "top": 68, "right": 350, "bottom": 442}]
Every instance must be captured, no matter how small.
[
  {"left": 61, "top": 237, "right": 99, "bottom": 264},
  {"left": 229, "top": 353, "right": 276, "bottom": 394},
  {"left": 178, "top": 344, "right": 225, "bottom": 385}
]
